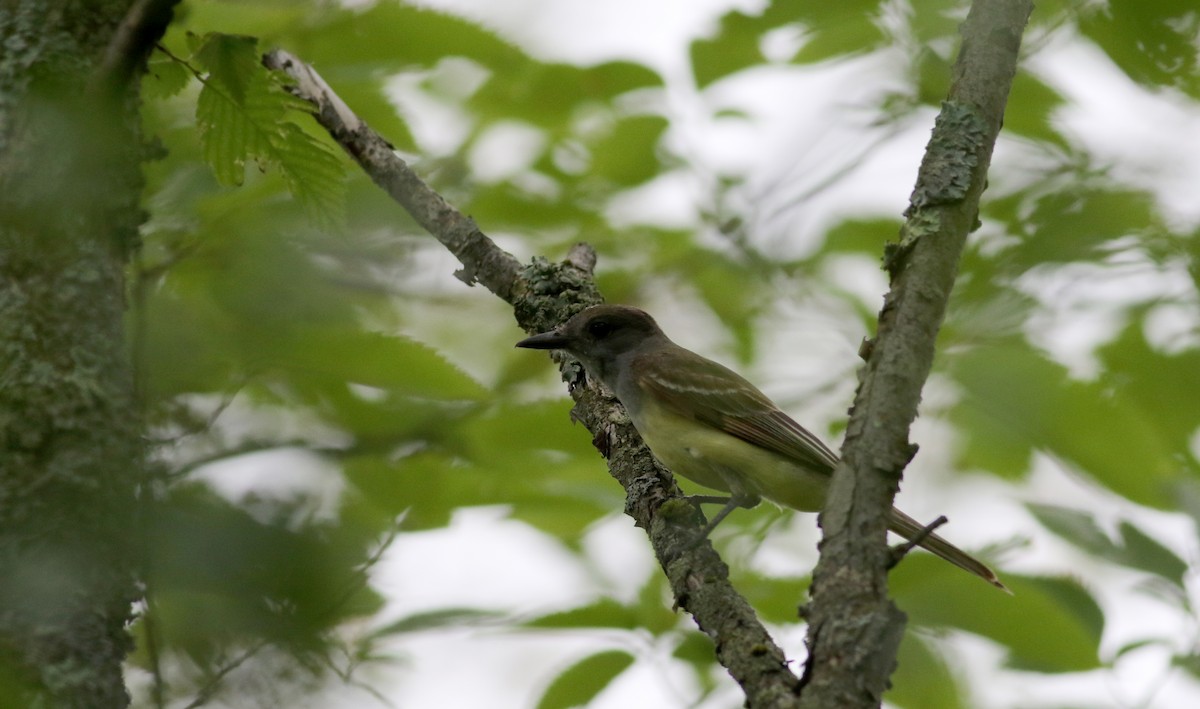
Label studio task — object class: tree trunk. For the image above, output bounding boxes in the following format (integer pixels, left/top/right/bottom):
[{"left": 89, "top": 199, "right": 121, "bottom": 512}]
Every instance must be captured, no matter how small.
[{"left": 0, "top": 1, "right": 163, "bottom": 705}]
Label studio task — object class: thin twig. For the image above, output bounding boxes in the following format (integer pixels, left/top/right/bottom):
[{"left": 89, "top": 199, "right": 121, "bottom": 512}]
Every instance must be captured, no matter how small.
[
  {"left": 887, "top": 515, "right": 948, "bottom": 568},
  {"left": 180, "top": 640, "right": 269, "bottom": 709}
]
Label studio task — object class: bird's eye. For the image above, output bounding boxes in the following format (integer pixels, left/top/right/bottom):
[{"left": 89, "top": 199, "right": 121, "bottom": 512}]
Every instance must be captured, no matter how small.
[{"left": 587, "top": 320, "right": 614, "bottom": 338}]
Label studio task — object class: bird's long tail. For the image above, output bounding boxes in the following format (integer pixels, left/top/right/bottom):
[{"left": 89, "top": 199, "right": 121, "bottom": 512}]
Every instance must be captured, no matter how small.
[{"left": 889, "top": 508, "right": 1009, "bottom": 593}]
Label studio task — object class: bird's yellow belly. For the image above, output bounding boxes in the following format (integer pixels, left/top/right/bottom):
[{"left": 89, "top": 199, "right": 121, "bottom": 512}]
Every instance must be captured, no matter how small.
[{"left": 631, "top": 401, "right": 829, "bottom": 512}]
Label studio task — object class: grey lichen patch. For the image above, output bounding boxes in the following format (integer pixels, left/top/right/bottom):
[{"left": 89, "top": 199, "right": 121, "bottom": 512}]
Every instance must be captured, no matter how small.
[
  {"left": 906, "top": 100, "right": 986, "bottom": 213},
  {"left": 511, "top": 252, "right": 603, "bottom": 333},
  {"left": 883, "top": 209, "right": 942, "bottom": 275}
]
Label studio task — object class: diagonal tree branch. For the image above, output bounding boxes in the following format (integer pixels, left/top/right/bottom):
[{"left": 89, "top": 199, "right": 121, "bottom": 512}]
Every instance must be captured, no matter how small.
[
  {"left": 798, "top": 0, "right": 1033, "bottom": 706},
  {"left": 262, "top": 49, "right": 803, "bottom": 706}
]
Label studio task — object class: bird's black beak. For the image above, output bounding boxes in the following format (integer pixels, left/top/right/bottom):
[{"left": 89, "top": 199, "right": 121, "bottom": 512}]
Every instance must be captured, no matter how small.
[{"left": 515, "top": 330, "right": 569, "bottom": 350}]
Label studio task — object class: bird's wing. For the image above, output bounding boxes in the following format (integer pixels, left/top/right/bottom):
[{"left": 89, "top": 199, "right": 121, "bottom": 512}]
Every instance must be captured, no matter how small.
[{"left": 633, "top": 346, "right": 839, "bottom": 474}]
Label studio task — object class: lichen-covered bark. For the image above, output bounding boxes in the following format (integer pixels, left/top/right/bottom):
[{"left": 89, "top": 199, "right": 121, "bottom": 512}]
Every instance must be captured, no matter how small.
[
  {"left": 798, "top": 1, "right": 1033, "bottom": 706},
  {"left": 0, "top": 1, "right": 159, "bottom": 705}
]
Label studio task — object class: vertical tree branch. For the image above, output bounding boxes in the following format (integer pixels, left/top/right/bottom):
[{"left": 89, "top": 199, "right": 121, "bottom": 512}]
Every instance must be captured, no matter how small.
[
  {"left": 798, "top": 0, "right": 1033, "bottom": 706},
  {"left": 0, "top": 0, "right": 176, "bottom": 704}
]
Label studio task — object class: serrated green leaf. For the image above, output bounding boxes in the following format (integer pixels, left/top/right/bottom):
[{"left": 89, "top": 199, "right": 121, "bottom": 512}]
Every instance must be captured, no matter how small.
[
  {"left": 196, "top": 79, "right": 268, "bottom": 186},
  {"left": 194, "top": 46, "right": 346, "bottom": 223},
  {"left": 270, "top": 122, "right": 347, "bottom": 228},
  {"left": 536, "top": 650, "right": 634, "bottom": 709},
  {"left": 287, "top": 329, "right": 485, "bottom": 400},
  {"left": 144, "top": 51, "right": 193, "bottom": 99},
  {"left": 195, "top": 33, "right": 261, "bottom": 102}
]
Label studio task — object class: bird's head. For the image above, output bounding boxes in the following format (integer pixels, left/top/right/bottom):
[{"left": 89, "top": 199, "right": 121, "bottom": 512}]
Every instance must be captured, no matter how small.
[{"left": 515, "top": 305, "right": 665, "bottom": 382}]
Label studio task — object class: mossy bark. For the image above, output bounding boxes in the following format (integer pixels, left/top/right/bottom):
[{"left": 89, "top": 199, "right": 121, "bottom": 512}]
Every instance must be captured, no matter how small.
[{"left": 0, "top": 1, "right": 156, "bottom": 705}]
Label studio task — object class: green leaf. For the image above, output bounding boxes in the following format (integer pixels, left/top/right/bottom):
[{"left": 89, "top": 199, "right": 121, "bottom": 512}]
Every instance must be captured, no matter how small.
[
  {"left": 892, "top": 555, "right": 1103, "bottom": 673},
  {"left": 1025, "top": 504, "right": 1113, "bottom": 554},
  {"left": 148, "top": 486, "right": 376, "bottom": 657},
  {"left": 671, "top": 630, "right": 720, "bottom": 695},
  {"left": 690, "top": 7, "right": 784, "bottom": 89},
  {"left": 1020, "top": 188, "right": 1157, "bottom": 265},
  {"left": 370, "top": 608, "right": 502, "bottom": 639},
  {"left": 735, "top": 574, "right": 809, "bottom": 625},
  {"left": 196, "top": 77, "right": 268, "bottom": 186},
  {"left": 586, "top": 115, "right": 668, "bottom": 186},
  {"left": 193, "top": 33, "right": 346, "bottom": 224},
  {"left": 1003, "top": 73, "right": 1068, "bottom": 147},
  {"left": 1097, "top": 321, "right": 1200, "bottom": 449},
  {"left": 344, "top": 453, "right": 454, "bottom": 528},
  {"left": 1174, "top": 651, "right": 1200, "bottom": 680},
  {"left": 144, "top": 50, "right": 193, "bottom": 99},
  {"left": 1119, "top": 521, "right": 1189, "bottom": 590},
  {"left": 791, "top": 6, "right": 886, "bottom": 65},
  {"left": 285, "top": 328, "right": 485, "bottom": 400},
  {"left": 888, "top": 633, "right": 965, "bottom": 709},
  {"left": 909, "top": 0, "right": 965, "bottom": 48},
  {"left": 824, "top": 218, "right": 898, "bottom": 255},
  {"left": 195, "top": 33, "right": 260, "bottom": 102},
  {"left": 690, "top": 0, "right": 885, "bottom": 87},
  {"left": 949, "top": 344, "right": 1182, "bottom": 507},
  {"left": 310, "top": 2, "right": 523, "bottom": 71},
  {"left": 472, "top": 61, "right": 662, "bottom": 127},
  {"left": 1029, "top": 503, "right": 1187, "bottom": 590},
  {"left": 526, "top": 599, "right": 638, "bottom": 630},
  {"left": 270, "top": 122, "right": 347, "bottom": 228},
  {"left": 454, "top": 400, "right": 596, "bottom": 464},
  {"left": 525, "top": 598, "right": 675, "bottom": 636},
  {"left": 1079, "top": 0, "right": 1200, "bottom": 96},
  {"left": 536, "top": 650, "right": 634, "bottom": 709}
]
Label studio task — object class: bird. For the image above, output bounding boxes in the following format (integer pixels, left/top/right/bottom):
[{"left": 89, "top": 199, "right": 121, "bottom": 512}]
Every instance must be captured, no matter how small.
[{"left": 516, "top": 304, "right": 1006, "bottom": 591}]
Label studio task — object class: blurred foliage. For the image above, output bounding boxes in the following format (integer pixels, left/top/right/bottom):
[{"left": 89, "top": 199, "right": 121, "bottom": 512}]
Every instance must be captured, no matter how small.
[{"left": 123, "top": 0, "right": 1200, "bottom": 707}]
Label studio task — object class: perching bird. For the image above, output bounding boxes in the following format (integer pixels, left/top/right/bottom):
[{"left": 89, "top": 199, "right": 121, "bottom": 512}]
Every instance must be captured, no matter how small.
[{"left": 516, "top": 304, "right": 1006, "bottom": 591}]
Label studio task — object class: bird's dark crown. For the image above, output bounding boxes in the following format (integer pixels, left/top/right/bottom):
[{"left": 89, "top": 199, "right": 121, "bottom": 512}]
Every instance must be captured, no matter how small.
[{"left": 562, "top": 305, "right": 664, "bottom": 351}]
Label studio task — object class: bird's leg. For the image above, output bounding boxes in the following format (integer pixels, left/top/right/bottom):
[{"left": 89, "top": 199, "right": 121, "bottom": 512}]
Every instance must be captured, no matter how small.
[{"left": 687, "top": 493, "right": 760, "bottom": 539}]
